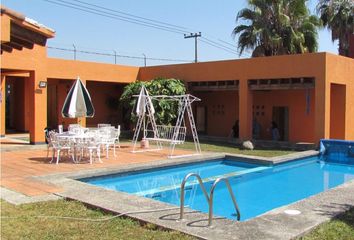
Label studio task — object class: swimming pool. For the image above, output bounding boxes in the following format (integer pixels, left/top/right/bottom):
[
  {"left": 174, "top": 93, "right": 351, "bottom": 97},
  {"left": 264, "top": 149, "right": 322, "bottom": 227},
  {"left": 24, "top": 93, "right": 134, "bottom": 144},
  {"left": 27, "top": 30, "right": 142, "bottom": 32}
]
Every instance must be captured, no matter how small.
[{"left": 81, "top": 155, "right": 354, "bottom": 221}]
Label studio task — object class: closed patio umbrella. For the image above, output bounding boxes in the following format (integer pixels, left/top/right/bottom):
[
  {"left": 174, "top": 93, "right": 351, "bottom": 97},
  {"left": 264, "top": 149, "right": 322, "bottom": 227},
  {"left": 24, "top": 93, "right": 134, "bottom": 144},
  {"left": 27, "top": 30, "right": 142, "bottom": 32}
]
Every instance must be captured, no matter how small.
[
  {"left": 135, "top": 86, "right": 155, "bottom": 139},
  {"left": 135, "top": 85, "right": 154, "bottom": 116},
  {"left": 62, "top": 77, "right": 95, "bottom": 118}
]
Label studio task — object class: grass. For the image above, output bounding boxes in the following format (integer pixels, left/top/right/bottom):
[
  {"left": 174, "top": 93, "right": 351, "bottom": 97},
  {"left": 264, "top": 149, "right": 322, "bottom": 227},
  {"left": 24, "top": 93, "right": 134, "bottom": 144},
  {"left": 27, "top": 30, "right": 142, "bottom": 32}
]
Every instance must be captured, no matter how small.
[
  {"left": 2, "top": 200, "right": 353, "bottom": 240},
  {"left": 1, "top": 199, "right": 195, "bottom": 240},
  {"left": 298, "top": 207, "right": 354, "bottom": 240},
  {"left": 121, "top": 137, "right": 296, "bottom": 157},
  {"left": 177, "top": 140, "right": 295, "bottom": 157}
]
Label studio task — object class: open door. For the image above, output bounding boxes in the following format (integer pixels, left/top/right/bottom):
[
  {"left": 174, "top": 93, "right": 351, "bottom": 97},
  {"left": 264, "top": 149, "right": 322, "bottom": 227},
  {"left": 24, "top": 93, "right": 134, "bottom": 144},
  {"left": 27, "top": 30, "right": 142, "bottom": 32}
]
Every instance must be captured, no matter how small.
[
  {"left": 272, "top": 106, "right": 289, "bottom": 141},
  {"left": 196, "top": 106, "right": 207, "bottom": 134},
  {"left": 47, "top": 84, "right": 58, "bottom": 129}
]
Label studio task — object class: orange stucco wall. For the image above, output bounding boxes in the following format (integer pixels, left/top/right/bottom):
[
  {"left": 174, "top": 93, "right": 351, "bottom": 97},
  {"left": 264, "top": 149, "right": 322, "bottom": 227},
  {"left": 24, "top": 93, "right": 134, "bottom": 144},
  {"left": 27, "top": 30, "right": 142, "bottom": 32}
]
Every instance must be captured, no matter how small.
[
  {"left": 253, "top": 89, "right": 316, "bottom": 142},
  {"left": 330, "top": 84, "right": 346, "bottom": 139},
  {"left": 193, "top": 90, "right": 239, "bottom": 137},
  {"left": 1, "top": 15, "right": 10, "bottom": 43},
  {"left": 2, "top": 49, "right": 354, "bottom": 143},
  {"left": 326, "top": 54, "right": 354, "bottom": 140},
  {"left": 46, "top": 58, "right": 139, "bottom": 83},
  {"left": 138, "top": 53, "right": 330, "bottom": 142}
]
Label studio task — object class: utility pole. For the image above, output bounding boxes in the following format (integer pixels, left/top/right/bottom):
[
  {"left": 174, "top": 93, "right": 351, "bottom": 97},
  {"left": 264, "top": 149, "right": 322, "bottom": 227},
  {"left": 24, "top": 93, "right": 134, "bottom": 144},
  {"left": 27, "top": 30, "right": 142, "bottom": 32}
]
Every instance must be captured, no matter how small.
[
  {"left": 142, "top": 53, "right": 147, "bottom": 67},
  {"left": 72, "top": 44, "right": 76, "bottom": 60},
  {"left": 113, "top": 50, "right": 117, "bottom": 64},
  {"left": 184, "top": 32, "right": 201, "bottom": 63}
]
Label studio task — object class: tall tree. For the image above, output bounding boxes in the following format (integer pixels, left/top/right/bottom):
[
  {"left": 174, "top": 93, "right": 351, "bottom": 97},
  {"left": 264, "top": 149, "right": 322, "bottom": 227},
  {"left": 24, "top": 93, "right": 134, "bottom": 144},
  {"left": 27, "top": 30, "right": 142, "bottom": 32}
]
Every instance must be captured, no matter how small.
[
  {"left": 233, "top": 0, "right": 320, "bottom": 57},
  {"left": 317, "top": 0, "right": 354, "bottom": 57}
]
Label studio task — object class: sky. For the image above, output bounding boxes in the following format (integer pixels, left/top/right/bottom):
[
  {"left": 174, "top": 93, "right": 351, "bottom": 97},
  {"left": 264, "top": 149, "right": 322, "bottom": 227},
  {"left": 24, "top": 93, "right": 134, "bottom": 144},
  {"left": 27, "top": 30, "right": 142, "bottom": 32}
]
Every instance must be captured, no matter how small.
[{"left": 2, "top": 0, "right": 339, "bottom": 66}]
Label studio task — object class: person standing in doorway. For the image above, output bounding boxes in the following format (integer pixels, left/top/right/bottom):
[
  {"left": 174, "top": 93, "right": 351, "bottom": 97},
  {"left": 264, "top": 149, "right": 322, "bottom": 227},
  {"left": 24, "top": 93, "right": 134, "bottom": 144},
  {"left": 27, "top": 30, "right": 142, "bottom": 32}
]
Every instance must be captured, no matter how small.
[
  {"left": 229, "top": 120, "right": 239, "bottom": 139},
  {"left": 271, "top": 121, "right": 280, "bottom": 141}
]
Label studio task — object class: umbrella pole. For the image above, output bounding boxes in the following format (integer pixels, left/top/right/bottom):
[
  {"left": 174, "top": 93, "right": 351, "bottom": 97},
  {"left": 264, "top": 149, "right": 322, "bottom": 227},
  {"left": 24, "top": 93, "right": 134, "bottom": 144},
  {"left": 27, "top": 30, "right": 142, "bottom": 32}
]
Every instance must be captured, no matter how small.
[{"left": 143, "top": 117, "right": 146, "bottom": 139}]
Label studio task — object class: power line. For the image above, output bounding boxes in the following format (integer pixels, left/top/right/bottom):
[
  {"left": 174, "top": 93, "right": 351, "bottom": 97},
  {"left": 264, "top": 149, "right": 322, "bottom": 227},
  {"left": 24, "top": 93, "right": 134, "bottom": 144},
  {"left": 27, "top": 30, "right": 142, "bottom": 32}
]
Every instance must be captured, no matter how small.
[
  {"left": 47, "top": 46, "right": 193, "bottom": 63},
  {"left": 42, "top": 0, "right": 249, "bottom": 58},
  {"left": 201, "top": 37, "right": 238, "bottom": 54},
  {"left": 43, "top": 0, "right": 187, "bottom": 35},
  {"left": 72, "top": 0, "right": 187, "bottom": 31}
]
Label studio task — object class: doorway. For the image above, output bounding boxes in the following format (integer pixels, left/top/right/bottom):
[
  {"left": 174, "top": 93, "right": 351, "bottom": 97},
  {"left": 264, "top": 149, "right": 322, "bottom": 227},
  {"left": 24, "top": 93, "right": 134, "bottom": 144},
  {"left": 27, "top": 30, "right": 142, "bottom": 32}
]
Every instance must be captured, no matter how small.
[
  {"left": 272, "top": 106, "right": 289, "bottom": 141},
  {"left": 5, "top": 77, "right": 27, "bottom": 133},
  {"left": 47, "top": 84, "right": 58, "bottom": 129},
  {"left": 196, "top": 106, "right": 207, "bottom": 134}
]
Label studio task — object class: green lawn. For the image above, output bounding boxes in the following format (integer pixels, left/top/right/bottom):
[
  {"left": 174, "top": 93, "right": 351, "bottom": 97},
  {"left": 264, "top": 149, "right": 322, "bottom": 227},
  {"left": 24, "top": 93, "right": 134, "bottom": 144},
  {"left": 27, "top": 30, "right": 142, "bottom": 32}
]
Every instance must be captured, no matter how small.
[
  {"left": 179, "top": 140, "right": 294, "bottom": 157},
  {"left": 298, "top": 207, "right": 354, "bottom": 240},
  {"left": 121, "top": 138, "right": 295, "bottom": 157},
  {"left": 1, "top": 200, "right": 195, "bottom": 240},
  {"left": 2, "top": 200, "right": 353, "bottom": 240}
]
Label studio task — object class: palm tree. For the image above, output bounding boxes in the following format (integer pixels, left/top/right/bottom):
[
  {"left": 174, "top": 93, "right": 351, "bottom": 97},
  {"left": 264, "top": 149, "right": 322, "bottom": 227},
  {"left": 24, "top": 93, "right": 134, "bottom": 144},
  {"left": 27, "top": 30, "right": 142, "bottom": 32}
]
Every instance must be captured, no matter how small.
[
  {"left": 233, "top": 0, "right": 320, "bottom": 57},
  {"left": 317, "top": 0, "right": 354, "bottom": 57}
]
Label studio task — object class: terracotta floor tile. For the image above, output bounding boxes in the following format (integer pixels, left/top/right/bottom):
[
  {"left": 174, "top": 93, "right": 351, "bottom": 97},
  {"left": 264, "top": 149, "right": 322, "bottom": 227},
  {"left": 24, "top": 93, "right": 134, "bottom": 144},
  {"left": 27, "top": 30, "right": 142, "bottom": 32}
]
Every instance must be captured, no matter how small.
[{"left": 1, "top": 143, "right": 192, "bottom": 196}]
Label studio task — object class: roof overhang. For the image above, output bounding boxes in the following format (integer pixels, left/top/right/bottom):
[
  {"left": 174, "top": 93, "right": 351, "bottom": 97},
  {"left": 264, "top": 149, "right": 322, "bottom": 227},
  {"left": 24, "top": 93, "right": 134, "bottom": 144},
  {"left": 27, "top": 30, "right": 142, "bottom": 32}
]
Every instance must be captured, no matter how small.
[{"left": 1, "top": 5, "right": 55, "bottom": 54}]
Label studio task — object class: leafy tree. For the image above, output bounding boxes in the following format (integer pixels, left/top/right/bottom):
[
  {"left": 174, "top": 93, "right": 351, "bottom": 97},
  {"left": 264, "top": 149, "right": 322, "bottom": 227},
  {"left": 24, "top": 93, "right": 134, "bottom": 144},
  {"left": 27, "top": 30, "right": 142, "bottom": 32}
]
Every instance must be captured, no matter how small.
[
  {"left": 233, "top": 0, "right": 320, "bottom": 57},
  {"left": 317, "top": 0, "right": 354, "bottom": 57},
  {"left": 120, "top": 78, "right": 186, "bottom": 125}
]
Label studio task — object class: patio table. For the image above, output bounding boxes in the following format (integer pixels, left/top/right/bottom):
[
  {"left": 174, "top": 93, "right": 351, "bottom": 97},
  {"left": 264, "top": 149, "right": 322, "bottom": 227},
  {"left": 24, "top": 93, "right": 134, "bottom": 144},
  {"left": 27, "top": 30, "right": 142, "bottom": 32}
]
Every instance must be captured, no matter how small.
[{"left": 56, "top": 132, "right": 94, "bottom": 163}]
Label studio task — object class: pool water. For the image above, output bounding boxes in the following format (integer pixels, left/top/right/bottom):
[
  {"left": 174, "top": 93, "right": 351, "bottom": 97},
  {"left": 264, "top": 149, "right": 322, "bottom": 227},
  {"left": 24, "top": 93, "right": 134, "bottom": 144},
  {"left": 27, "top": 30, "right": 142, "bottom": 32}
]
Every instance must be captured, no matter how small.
[
  {"left": 81, "top": 159, "right": 261, "bottom": 196},
  {"left": 82, "top": 156, "right": 354, "bottom": 221}
]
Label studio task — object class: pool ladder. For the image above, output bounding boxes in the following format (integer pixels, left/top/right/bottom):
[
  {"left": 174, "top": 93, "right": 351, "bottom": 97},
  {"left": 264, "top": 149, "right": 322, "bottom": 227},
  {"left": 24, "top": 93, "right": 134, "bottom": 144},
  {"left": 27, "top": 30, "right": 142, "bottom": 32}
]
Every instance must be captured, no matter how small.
[{"left": 179, "top": 173, "right": 241, "bottom": 226}]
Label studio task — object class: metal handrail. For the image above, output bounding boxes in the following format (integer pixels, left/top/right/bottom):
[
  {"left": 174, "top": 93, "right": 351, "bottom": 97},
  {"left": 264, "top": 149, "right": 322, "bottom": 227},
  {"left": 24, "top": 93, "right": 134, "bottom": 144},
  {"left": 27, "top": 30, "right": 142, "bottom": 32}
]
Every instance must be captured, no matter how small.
[
  {"left": 209, "top": 177, "right": 241, "bottom": 226},
  {"left": 180, "top": 173, "right": 209, "bottom": 220}
]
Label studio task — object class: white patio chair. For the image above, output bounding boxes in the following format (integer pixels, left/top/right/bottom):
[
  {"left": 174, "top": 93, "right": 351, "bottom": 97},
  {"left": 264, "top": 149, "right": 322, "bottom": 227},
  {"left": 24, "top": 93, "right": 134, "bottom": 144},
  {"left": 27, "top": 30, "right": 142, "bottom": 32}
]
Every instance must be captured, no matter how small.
[
  {"left": 50, "top": 134, "right": 74, "bottom": 164},
  {"left": 116, "top": 125, "right": 121, "bottom": 149},
  {"left": 45, "top": 130, "right": 56, "bottom": 159},
  {"left": 68, "top": 124, "right": 81, "bottom": 134},
  {"left": 75, "top": 130, "right": 102, "bottom": 164},
  {"left": 98, "top": 123, "right": 111, "bottom": 128},
  {"left": 86, "top": 136, "right": 102, "bottom": 164},
  {"left": 99, "top": 127, "right": 117, "bottom": 158}
]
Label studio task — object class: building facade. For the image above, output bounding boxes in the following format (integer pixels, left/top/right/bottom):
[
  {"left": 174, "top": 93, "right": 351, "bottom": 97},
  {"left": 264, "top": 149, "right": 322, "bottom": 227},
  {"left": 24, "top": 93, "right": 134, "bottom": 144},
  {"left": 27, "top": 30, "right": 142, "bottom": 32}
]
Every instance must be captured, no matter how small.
[{"left": 1, "top": 7, "right": 354, "bottom": 144}]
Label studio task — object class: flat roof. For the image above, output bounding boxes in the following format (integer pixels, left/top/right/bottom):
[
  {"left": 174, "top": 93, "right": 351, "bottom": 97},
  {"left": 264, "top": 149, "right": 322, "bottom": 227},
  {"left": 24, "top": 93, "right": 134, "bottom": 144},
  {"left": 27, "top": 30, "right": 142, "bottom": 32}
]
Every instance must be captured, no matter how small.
[{"left": 1, "top": 5, "right": 55, "bottom": 38}]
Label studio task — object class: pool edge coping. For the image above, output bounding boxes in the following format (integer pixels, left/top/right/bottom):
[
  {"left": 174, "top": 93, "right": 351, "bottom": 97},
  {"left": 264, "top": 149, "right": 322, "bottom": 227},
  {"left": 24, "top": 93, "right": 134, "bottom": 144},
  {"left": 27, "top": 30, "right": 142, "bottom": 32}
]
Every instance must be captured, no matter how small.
[{"left": 30, "top": 150, "right": 354, "bottom": 240}]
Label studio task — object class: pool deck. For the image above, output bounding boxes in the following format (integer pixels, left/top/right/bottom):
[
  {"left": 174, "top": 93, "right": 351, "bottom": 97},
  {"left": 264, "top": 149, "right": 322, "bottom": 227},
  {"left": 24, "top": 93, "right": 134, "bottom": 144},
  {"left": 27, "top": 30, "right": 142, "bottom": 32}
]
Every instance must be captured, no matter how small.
[{"left": 1, "top": 138, "right": 354, "bottom": 239}]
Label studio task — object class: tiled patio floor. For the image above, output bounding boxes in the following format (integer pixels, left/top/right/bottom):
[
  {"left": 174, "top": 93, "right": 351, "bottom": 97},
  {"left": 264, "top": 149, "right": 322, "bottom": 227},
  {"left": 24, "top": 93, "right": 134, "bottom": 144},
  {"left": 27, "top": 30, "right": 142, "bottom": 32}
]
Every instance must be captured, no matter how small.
[{"left": 1, "top": 138, "right": 192, "bottom": 196}]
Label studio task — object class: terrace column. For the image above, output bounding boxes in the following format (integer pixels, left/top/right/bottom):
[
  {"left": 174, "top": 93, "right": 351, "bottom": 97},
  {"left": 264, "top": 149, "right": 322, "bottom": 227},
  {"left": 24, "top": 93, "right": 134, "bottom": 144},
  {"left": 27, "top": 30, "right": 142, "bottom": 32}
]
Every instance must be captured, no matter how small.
[
  {"left": 314, "top": 74, "right": 330, "bottom": 141},
  {"left": 239, "top": 79, "right": 253, "bottom": 140},
  {"left": 28, "top": 71, "right": 47, "bottom": 144},
  {"left": 0, "top": 75, "right": 5, "bottom": 137}
]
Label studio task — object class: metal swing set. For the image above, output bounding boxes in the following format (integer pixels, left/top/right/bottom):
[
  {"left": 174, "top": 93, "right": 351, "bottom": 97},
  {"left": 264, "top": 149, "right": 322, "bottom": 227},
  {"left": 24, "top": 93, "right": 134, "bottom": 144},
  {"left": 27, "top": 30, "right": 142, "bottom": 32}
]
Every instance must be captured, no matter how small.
[{"left": 131, "top": 86, "right": 202, "bottom": 158}]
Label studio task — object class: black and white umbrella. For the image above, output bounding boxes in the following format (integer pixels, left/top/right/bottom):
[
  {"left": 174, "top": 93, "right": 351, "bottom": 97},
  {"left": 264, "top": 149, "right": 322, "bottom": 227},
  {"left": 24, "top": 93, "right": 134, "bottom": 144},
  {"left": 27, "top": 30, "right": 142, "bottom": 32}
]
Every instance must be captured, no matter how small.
[{"left": 61, "top": 77, "right": 95, "bottom": 118}]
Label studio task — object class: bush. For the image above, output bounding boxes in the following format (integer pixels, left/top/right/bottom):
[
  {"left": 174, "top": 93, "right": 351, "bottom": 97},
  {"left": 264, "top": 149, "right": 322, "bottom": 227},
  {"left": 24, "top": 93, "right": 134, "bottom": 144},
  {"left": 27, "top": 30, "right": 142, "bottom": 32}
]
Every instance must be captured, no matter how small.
[{"left": 120, "top": 78, "right": 186, "bottom": 125}]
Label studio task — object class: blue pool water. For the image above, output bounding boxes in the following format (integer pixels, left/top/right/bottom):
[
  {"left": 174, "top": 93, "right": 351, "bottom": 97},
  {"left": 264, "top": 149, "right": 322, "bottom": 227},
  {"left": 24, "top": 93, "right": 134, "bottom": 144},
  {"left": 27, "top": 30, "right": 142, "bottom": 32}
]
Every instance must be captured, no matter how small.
[{"left": 82, "top": 156, "right": 354, "bottom": 221}]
